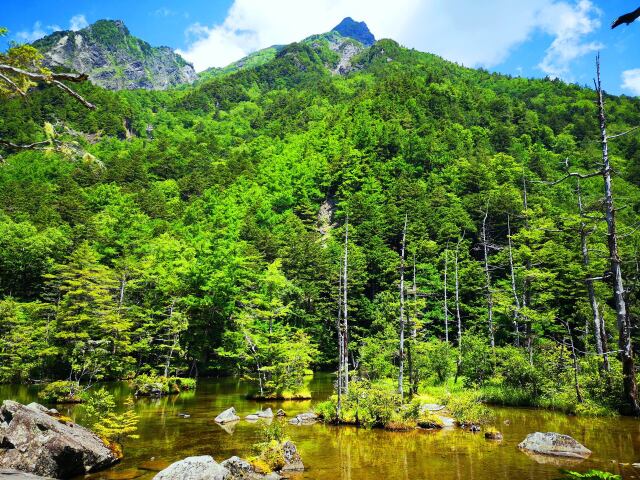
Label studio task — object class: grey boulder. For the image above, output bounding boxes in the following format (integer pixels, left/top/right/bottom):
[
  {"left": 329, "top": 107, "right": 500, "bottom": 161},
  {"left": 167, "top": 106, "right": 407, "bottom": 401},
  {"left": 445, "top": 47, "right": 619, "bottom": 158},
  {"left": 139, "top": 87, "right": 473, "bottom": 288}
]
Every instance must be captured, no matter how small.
[
  {"left": 0, "top": 400, "right": 119, "bottom": 478},
  {"left": 215, "top": 407, "right": 240, "bottom": 424},
  {"left": 153, "top": 456, "right": 228, "bottom": 480},
  {"left": 257, "top": 409, "right": 273, "bottom": 419},
  {"left": 288, "top": 413, "right": 318, "bottom": 425},
  {"left": 281, "top": 441, "right": 304, "bottom": 472},
  {"left": 518, "top": 432, "right": 592, "bottom": 459}
]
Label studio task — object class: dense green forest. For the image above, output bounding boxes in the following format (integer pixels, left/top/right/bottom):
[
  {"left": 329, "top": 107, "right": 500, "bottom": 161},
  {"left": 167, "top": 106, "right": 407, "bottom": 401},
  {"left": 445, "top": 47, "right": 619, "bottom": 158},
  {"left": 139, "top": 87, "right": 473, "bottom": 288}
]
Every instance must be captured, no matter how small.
[{"left": 2, "top": 32, "right": 640, "bottom": 416}]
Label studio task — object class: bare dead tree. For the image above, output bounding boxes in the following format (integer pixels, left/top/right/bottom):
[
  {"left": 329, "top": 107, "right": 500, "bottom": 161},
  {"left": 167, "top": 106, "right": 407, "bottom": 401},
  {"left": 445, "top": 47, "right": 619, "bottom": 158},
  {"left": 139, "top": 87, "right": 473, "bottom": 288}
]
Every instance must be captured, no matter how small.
[
  {"left": 342, "top": 215, "right": 350, "bottom": 395},
  {"left": 481, "top": 204, "right": 495, "bottom": 349},
  {"left": 507, "top": 215, "right": 521, "bottom": 346},
  {"left": 398, "top": 214, "right": 407, "bottom": 400},
  {"left": 443, "top": 245, "right": 450, "bottom": 344},
  {"left": 548, "top": 55, "right": 639, "bottom": 414},
  {"left": 576, "top": 179, "right": 610, "bottom": 372}
]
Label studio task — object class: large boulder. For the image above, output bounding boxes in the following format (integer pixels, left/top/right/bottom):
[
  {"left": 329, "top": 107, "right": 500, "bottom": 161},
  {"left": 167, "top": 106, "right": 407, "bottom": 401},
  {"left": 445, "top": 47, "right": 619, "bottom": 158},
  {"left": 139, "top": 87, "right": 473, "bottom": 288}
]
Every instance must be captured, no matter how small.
[
  {"left": 281, "top": 441, "right": 304, "bottom": 472},
  {"left": 257, "top": 409, "right": 273, "bottom": 419},
  {"left": 153, "top": 456, "right": 228, "bottom": 480},
  {"left": 518, "top": 432, "right": 592, "bottom": 459},
  {"left": 0, "top": 400, "right": 119, "bottom": 479},
  {"left": 288, "top": 413, "right": 318, "bottom": 425},
  {"left": 215, "top": 408, "right": 240, "bottom": 424}
]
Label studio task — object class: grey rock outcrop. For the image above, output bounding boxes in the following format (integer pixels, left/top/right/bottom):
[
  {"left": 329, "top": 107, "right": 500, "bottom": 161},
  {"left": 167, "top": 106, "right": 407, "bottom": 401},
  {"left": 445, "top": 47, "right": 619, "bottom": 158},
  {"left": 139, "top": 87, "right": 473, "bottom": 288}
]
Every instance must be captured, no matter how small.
[
  {"left": 257, "top": 409, "right": 273, "bottom": 419},
  {"left": 153, "top": 456, "right": 228, "bottom": 480},
  {"left": 0, "top": 400, "right": 119, "bottom": 478},
  {"left": 220, "top": 457, "right": 282, "bottom": 480},
  {"left": 518, "top": 432, "right": 591, "bottom": 459},
  {"left": 288, "top": 412, "right": 317, "bottom": 425},
  {"left": 215, "top": 407, "right": 240, "bottom": 424},
  {"left": 281, "top": 441, "right": 304, "bottom": 472},
  {"left": 32, "top": 20, "right": 196, "bottom": 91}
]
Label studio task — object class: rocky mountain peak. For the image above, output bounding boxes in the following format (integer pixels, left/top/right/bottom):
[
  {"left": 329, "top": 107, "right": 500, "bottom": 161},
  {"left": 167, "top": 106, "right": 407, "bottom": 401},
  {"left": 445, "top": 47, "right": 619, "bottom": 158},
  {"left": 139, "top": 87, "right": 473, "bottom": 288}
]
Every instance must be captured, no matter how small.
[
  {"left": 332, "top": 17, "right": 375, "bottom": 46},
  {"left": 32, "top": 19, "right": 196, "bottom": 91}
]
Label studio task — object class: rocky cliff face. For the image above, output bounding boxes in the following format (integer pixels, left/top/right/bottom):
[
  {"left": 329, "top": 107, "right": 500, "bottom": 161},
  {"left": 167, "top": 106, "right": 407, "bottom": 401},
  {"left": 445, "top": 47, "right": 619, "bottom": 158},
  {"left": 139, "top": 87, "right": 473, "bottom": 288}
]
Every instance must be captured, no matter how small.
[{"left": 33, "top": 20, "right": 197, "bottom": 91}]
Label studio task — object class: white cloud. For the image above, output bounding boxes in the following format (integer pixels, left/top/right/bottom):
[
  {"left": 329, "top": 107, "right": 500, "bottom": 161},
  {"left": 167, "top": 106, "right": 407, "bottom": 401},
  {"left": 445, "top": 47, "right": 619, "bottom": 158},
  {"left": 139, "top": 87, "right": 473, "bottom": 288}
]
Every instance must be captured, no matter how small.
[
  {"left": 622, "top": 69, "right": 640, "bottom": 96},
  {"left": 155, "top": 7, "right": 176, "bottom": 17},
  {"left": 537, "top": 0, "right": 602, "bottom": 78},
  {"left": 16, "top": 21, "right": 48, "bottom": 42},
  {"left": 69, "top": 14, "right": 89, "bottom": 31},
  {"left": 177, "top": 0, "right": 603, "bottom": 76}
]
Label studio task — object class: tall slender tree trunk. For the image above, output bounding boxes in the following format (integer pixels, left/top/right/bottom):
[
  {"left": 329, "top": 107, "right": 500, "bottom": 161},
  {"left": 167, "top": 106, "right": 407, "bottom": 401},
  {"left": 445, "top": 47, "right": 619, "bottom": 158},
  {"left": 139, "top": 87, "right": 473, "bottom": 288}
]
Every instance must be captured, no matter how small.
[
  {"left": 507, "top": 215, "right": 521, "bottom": 346},
  {"left": 577, "top": 180, "right": 609, "bottom": 371},
  {"left": 342, "top": 216, "right": 349, "bottom": 394},
  {"left": 398, "top": 215, "right": 407, "bottom": 400},
  {"left": 521, "top": 161, "right": 533, "bottom": 364},
  {"left": 337, "top": 259, "right": 343, "bottom": 418},
  {"left": 481, "top": 206, "right": 495, "bottom": 350},
  {"left": 454, "top": 235, "right": 463, "bottom": 383},
  {"left": 564, "top": 320, "right": 584, "bottom": 404},
  {"left": 595, "top": 55, "right": 639, "bottom": 415},
  {"left": 409, "top": 253, "right": 418, "bottom": 395},
  {"left": 443, "top": 247, "right": 449, "bottom": 344}
]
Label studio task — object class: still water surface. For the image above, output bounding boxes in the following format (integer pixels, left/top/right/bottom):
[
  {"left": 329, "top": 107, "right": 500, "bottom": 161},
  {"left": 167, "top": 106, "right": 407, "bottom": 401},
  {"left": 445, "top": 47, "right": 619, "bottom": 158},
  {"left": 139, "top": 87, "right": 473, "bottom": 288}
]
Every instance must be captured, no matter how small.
[{"left": 2, "top": 374, "right": 640, "bottom": 480}]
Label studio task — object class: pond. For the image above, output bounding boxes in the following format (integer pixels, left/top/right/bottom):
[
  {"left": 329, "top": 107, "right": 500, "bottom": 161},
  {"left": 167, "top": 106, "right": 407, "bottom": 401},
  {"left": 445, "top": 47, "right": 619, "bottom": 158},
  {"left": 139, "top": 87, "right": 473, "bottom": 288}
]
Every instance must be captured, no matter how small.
[{"left": 2, "top": 374, "right": 640, "bottom": 480}]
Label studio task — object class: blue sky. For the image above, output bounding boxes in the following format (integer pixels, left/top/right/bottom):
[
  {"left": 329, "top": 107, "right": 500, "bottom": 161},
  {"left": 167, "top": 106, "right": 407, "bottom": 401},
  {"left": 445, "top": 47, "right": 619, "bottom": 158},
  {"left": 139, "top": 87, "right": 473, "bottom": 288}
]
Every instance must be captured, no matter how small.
[{"left": 2, "top": 0, "right": 639, "bottom": 96}]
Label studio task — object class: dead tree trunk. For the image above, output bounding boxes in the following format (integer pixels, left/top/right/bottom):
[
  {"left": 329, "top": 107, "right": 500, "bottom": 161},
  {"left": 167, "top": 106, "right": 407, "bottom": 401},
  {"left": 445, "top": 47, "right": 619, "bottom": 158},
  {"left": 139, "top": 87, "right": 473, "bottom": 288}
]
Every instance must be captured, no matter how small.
[
  {"left": 481, "top": 205, "right": 495, "bottom": 350},
  {"left": 443, "top": 247, "right": 449, "bottom": 344},
  {"left": 342, "top": 215, "right": 350, "bottom": 395},
  {"left": 507, "top": 215, "right": 521, "bottom": 346},
  {"left": 577, "top": 180, "right": 609, "bottom": 371},
  {"left": 398, "top": 215, "right": 407, "bottom": 400},
  {"left": 454, "top": 234, "right": 463, "bottom": 383},
  {"left": 336, "top": 259, "right": 344, "bottom": 417},
  {"left": 595, "top": 55, "right": 639, "bottom": 415},
  {"left": 409, "top": 253, "right": 419, "bottom": 395}
]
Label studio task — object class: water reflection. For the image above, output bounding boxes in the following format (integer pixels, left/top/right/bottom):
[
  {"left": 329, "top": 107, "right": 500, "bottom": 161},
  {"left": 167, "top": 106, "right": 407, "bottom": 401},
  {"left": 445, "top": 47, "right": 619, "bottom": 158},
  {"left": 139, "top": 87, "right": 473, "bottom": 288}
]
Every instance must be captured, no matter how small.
[{"left": 1, "top": 376, "right": 639, "bottom": 480}]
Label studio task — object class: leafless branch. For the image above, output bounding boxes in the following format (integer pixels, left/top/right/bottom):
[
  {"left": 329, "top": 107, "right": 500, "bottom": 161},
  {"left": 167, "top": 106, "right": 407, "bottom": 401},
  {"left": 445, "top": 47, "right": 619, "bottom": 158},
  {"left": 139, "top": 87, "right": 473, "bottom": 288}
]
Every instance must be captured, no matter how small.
[
  {"left": 0, "top": 72, "right": 26, "bottom": 96},
  {"left": 608, "top": 126, "right": 640, "bottom": 140}
]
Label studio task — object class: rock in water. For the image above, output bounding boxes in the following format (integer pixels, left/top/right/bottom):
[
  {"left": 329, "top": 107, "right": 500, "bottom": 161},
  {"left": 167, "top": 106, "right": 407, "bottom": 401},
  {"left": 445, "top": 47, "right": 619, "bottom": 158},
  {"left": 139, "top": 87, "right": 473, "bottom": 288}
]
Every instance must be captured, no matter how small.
[
  {"left": 275, "top": 409, "right": 286, "bottom": 417},
  {"left": 518, "top": 432, "right": 592, "bottom": 459},
  {"left": 0, "top": 400, "right": 119, "bottom": 478},
  {"left": 153, "top": 456, "right": 228, "bottom": 480},
  {"left": 288, "top": 413, "right": 318, "bottom": 425},
  {"left": 220, "top": 456, "right": 282, "bottom": 480},
  {"left": 257, "top": 408, "right": 273, "bottom": 419},
  {"left": 214, "top": 407, "right": 240, "bottom": 424},
  {"left": 281, "top": 441, "right": 304, "bottom": 472}
]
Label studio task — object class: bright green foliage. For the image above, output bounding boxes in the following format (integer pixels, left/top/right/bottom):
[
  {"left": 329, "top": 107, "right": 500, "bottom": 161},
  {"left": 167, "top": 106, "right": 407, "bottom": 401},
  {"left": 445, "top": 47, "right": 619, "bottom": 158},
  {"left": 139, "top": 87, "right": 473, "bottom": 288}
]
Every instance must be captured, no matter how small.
[
  {"left": 38, "top": 380, "right": 83, "bottom": 403},
  {"left": 130, "top": 374, "right": 196, "bottom": 396},
  {"left": 445, "top": 391, "right": 495, "bottom": 426},
  {"left": 84, "top": 391, "right": 139, "bottom": 445},
  {"left": 556, "top": 470, "right": 622, "bottom": 480},
  {"left": 1, "top": 24, "right": 640, "bottom": 419}
]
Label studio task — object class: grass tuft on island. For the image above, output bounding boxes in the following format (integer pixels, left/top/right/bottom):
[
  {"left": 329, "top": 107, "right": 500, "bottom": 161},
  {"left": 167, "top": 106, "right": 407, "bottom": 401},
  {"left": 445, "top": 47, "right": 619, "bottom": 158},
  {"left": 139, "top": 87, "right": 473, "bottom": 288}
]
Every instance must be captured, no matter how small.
[
  {"left": 131, "top": 374, "right": 196, "bottom": 397},
  {"left": 249, "top": 388, "right": 312, "bottom": 400}
]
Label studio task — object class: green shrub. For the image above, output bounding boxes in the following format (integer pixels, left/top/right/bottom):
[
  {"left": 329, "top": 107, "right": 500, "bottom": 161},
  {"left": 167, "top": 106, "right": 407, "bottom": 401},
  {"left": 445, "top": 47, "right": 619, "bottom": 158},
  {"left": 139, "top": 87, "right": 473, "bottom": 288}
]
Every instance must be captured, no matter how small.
[
  {"left": 460, "top": 334, "right": 493, "bottom": 387},
  {"left": 446, "top": 391, "right": 495, "bottom": 426},
  {"left": 315, "top": 398, "right": 338, "bottom": 422},
  {"left": 556, "top": 469, "right": 621, "bottom": 479},
  {"left": 131, "top": 374, "right": 196, "bottom": 396},
  {"left": 423, "top": 339, "right": 456, "bottom": 384},
  {"left": 38, "top": 380, "right": 83, "bottom": 403}
]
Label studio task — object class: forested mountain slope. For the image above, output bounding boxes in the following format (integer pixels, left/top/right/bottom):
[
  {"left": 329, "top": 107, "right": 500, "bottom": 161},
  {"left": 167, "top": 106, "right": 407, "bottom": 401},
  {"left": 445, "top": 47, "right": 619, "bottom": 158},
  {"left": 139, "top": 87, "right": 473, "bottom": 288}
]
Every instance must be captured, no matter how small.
[{"left": 1, "top": 24, "right": 640, "bottom": 413}]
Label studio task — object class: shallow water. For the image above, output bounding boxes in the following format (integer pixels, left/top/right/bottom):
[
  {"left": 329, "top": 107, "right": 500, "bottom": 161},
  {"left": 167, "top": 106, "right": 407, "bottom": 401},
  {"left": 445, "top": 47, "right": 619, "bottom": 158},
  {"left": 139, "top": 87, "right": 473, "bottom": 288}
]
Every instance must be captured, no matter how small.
[{"left": 2, "top": 375, "right": 640, "bottom": 480}]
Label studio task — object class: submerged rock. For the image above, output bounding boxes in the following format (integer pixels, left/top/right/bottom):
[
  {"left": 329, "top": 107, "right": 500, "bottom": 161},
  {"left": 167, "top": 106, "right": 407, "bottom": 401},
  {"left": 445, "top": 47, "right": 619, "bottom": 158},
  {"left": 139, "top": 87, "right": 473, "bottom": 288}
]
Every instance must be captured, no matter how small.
[
  {"left": 288, "top": 413, "right": 318, "bottom": 425},
  {"left": 0, "top": 400, "right": 119, "bottom": 478},
  {"left": 153, "top": 456, "right": 228, "bottom": 480},
  {"left": 138, "top": 459, "right": 170, "bottom": 472},
  {"left": 518, "top": 432, "right": 591, "bottom": 459},
  {"left": 215, "top": 407, "right": 240, "bottom": 424},
  {"left": 485, "top": 430, "right": 503, "bottom": 441},
  {"left": 245, "top": 414, "right": 260, "bottom": 421}
]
